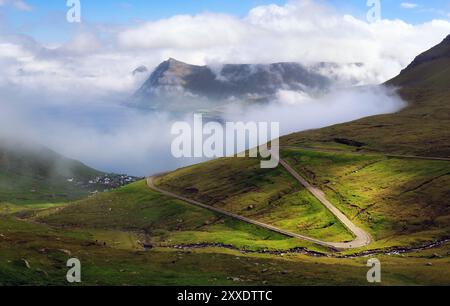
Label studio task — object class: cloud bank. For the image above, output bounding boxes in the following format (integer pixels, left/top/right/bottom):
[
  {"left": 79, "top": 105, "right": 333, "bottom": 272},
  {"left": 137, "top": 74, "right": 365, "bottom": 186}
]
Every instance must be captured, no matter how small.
[
  {"left": 0, "top": 80, "right": 406, "bottom": 176},
  {"left": 223, "top": 86, "right": 406, "bottom": 136},
  {"left": 117, "top": 0, "right": 450, "bottom": 83}
]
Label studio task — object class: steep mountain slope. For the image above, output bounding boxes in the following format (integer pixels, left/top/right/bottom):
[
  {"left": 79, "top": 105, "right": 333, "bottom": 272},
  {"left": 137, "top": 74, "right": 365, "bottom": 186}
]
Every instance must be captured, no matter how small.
[
  {"left": 283, "top": 34, "right": 450, "bottom": 157},
  {"left": 0, "top": 140, "right": 104, "bottom": 204},
  {"left": 131, "top": 58, "right": 331, "bottom": 111},
  {"left": 388, "top": 34, "right": 450, "bottom": 88}
]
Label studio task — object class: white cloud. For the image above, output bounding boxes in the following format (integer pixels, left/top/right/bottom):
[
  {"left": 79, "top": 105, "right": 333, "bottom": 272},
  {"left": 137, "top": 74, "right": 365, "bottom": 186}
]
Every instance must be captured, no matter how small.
[
  {"left": 224, "top": 86, "right": 406, "bottom": 137},
  {"left": 0, "top": 0, "right": 32, "bottom": 11},
  {"left": 0, "top": 34, "right": 149, "bottom": 100},
  {"left": 116, "top": 0, "right": 450, "bottom": 83},
  {"left": 118, "top": 13, "right": 250, "bottom": 50},
  {"left": 401, "top": 2, "right": 419, "bottom": 9}
]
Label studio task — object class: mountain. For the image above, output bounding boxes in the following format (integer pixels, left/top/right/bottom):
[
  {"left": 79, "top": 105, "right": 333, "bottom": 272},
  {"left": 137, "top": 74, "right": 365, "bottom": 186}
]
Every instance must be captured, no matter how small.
[
  {"left": 283, "top": 34, "right": 450, "bottom": 157},
  {"left": 132, "top": 65, "right": 148, "bottom": 76},
  {"left": 131, "top": 58, "right": 332, "bottom": 111},
  {"left": 388, "top": 34, "right": 450, "bottom": 88}
]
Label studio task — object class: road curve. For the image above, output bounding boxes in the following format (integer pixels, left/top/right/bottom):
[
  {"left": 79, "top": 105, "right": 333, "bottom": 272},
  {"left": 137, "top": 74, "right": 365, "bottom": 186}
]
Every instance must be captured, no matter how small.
[
  {"left": 278, "top": 158, "right": 371, "bottom": 249},
  {"left": 147, "top": 159, "right": 372, "bottom": 250},
  {"left": 147, "top": 176, "right": 339, "bottom": 249}
]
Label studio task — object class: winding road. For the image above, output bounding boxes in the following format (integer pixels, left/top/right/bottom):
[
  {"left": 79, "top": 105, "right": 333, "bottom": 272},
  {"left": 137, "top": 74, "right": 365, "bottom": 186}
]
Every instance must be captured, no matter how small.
[
  {"left": 147, "top": 156, "right": 372, "bottom": 250},
  {"left": 278, "top": 159, "right": 371, "bottom": 249}
]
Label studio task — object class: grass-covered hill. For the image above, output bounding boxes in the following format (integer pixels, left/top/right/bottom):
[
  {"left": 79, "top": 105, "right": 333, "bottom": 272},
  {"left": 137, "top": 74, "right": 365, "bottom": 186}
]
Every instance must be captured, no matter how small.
[
  {"left": 38, "top": 181, "right": 312, "bottom": 252},
  {"left": 155, "top": 158, "right": 354, "bottom": 243},
  {"left": 0, "top": 140, "right": 103, "bottom": 204},
  {"left": 154, "top": 150, "right": 450, "bottom": 251},
  {"left": 1, "top": 181, "right": 449, "bottom": 286},
  {"left": 152, "top": 34, "right": 450, "bottom": 251}
]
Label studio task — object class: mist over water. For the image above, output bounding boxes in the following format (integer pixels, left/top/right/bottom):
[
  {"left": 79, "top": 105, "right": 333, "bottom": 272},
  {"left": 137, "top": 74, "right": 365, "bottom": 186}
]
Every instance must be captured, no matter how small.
[
  {"left": 0, "top": 80, "right": 405, "bottom": 176},
  {"left": 222, "top": 86, "right": 406, "bottom": 136}
]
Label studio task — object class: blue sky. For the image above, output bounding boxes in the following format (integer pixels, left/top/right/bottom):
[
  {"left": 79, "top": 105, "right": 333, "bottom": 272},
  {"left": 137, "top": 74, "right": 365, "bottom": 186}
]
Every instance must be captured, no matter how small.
[{"left": 1, "top": 0, "right": 449, "bottom": 43}]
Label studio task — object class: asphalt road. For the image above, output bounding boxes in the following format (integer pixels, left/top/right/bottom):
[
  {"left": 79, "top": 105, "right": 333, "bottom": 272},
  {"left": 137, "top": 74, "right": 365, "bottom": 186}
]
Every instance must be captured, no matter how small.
[
  {"left": 278, "top": 158, "right": 371, "bottom": 249},
  {"left": 147, "top": 157, "right": 372, "bottom": 250}
]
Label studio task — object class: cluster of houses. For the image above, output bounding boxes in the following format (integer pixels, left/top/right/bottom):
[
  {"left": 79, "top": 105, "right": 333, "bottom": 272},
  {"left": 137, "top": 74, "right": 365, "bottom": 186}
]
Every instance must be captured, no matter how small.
[
  {"left": 87, "top": 174, "right": 138, "bottom": 188},
  {"left": 66, "top": 174, "right": 141, "bottom": 194}
]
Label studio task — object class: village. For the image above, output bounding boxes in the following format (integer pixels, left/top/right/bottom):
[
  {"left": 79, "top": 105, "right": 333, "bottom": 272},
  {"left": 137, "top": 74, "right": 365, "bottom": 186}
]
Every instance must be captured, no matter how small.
[{"left": 67, "top": 174, "right": 141, "bottom": 193}]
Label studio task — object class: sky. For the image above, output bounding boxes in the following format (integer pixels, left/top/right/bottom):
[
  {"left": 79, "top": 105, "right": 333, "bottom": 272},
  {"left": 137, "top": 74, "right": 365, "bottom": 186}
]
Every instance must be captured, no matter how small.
[
  {"left": 2, "top": 0, "right": 449, "bottom": 43},
  {"left": 0, "top": 0, "right": 449, "bottom": 175},
  {"left": 0, "top": 0, "right": 447, "bottom": 86}
]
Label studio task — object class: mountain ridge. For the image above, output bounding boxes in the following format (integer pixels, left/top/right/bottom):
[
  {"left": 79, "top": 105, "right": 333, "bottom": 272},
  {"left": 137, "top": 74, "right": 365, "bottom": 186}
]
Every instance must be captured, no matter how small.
[
  {"left": 388, "top": 34, "right": 450, "bottom": 88},
  {"left": 131, "top": 58, "right": 332, "bottom": 110}
]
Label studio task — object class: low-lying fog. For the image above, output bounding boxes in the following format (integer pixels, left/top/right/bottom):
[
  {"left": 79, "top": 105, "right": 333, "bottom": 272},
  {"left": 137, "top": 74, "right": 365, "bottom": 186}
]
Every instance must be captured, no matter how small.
[{"left": 0, "top": 82, "right": 405, "bottom": 176}]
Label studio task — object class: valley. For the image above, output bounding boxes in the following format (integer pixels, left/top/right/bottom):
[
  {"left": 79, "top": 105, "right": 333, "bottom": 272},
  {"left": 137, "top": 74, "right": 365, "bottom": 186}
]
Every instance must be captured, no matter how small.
[
  {"left": 1, "top": 179, "right": 449, "bottom": 286},
  {"left": 1, "top": 34, "right": 450, "bottom": 286}
]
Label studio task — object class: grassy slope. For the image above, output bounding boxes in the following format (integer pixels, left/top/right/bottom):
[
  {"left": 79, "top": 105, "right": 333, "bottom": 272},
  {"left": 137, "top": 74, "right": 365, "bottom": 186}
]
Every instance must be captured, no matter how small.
[
  {"left": 153, "top": 35, "right": 450, "bottom": 252},
  {"left": 1, "top": 191, "right": 449, "bottom": 286},
  {"left": 277, "top": 35, "right": 450, "bottom": 250},
  {"left": 282, "top": 148, "right": 450, "bottom": 250},
  {"left": 0, "top": 142, "right": 103, "bottom": 204},
  {"left": 154, "top": 150, "right": 450, "bottom": 251},
  {"left": 155, "top": 158, "right": 354, "bottom": 242},
  {"left": 389, "top": 59, "right": 450, "bottom": 88},
  {"left": 37, "top": 181, "right": 319, "bottom": 252},
  {"left": 282, "top": 88, "right": 450, "bottom": 157}
]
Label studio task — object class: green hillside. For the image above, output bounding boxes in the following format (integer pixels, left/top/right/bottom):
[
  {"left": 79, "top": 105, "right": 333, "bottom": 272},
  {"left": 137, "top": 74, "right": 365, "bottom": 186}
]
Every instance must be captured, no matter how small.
[
  {"left": 388, "top": 34, "right": 450, "bottom": 88},
  {"left": 281, "top": 148, "right": 450, "bottom": 249},
  {"left": 155, "top": 158, "right": 354, "bottom": 243},
  {"left": 152, "top": 34, "right": 450, "bottom": 252},
  {"left": 0, "top": 140, "right": 103, "bottom": 204},
  {"left": 1, "top": 181, "right": 449, "bottom": 286},
  {"left": 38, "top": 181, "right": 313, "bottom": 252}
]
